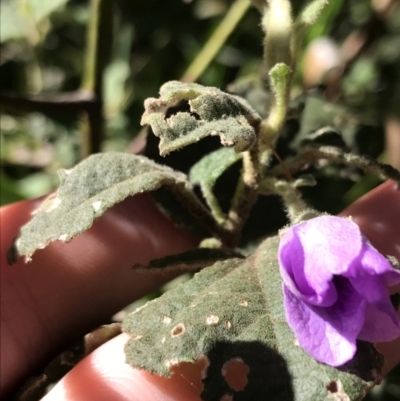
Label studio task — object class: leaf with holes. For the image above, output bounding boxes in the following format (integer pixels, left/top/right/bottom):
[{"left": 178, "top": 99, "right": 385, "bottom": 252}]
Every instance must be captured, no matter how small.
[
  {"left": 123, "top": 235, "right": 383, "bottom": 401},
  {"left": 8, "top": 152, "right": 193, "bottom": 263},
  {"left": 189, "top": 147, "right": 242, "bottom": 223},
  {"left": 141, "top": 81, "right": 261, "bottom": 156}
]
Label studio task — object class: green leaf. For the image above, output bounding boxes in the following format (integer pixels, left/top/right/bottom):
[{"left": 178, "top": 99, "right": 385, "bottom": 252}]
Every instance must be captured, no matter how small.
[
  {"left": 9, "top": 153, "right": 192, "bottom": 263},
  {"left": 123, "top": 236, "right": 382, "bottom": 401},
  {"left": 189, "top": 148, "right": 242, "bottom": 222},
  {"left": 0, "top": 0, "right": 70, "bottom": 43},
  {"left": 141, "top": 81, "right": 261, "bottom": 156}
]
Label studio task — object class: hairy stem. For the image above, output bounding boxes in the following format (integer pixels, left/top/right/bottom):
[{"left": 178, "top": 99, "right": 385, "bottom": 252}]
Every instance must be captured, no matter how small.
[
  {"left": 202, "top": 187, "right": 227, "bottom": 225},
  {"left": 169, "top": 183, "right": 231, "bottom": 246},
  {"left": 227, "top": 141, "right": 260, "bottom": 246},
  {"left": 260, "top": 63, "right": 292, "bottom": 147},
  {"left": 269, "top": 146, "right": 400, "bottom": 185}
]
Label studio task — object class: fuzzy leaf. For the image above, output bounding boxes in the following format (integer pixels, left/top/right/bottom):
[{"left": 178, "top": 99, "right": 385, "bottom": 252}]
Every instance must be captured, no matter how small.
[
  {"left": 141, "top": 81, "right": 261, "bottom": 156},
  {"left": 123, "top": 236, "right": 383, "bottom": 401},
  {"left": 190, "top": 148, "right": 242, "bottom": 222},
  {"left": 9, "top": 152, "right": 191, "bottom": 263}
]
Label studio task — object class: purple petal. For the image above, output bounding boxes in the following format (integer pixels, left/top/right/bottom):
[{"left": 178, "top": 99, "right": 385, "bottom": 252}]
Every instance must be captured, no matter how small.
[
  {"left": 383, "top": 269, "right": 400, "bottom": 287},
  {"left": 357, "top": 241, "right": 400, "bottom": 287},
  {"left": 279, "top": 216, "right": 362, "bottom": 306},
  {"left": 347, "top": 242, "right": 400, "bottom": 339},
  {"left": 283, "top": 279, "right": 366, "bottom": 367},
  {"left": 358, "top": 303, "right": 400, "bottom": 342},
  {"left": 279, "top": 227, "right": 336, "bottom": 305},
  {"left": 349, "top": 270, "right": 392, "bottom": 305},
  {"left": 349, "top": 240, "right": 400, "bottom": 276}
]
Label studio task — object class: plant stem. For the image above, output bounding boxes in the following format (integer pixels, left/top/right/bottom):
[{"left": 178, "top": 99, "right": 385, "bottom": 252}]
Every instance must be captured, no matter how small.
[
  {"left": 81, "top": 0, "right": 113, "bottom": 158},
  {"left": 202, "top": 187, "right": 227, "bottom": 225},
  {"left": 273, "top": 181, "right": 312, "bottom": 223},
  {"left": 226, "top": 140, "right": 260, "bottom": 246},
  {"left": 181, "top": 0, "right": 250, "bottom": 83},
  {"left": 260, "top": 63, "right": 292, "bottom": 148},
  {"left": 169, "top": 183, "right": 231, "bottom": 246},
  {"left": 269, "top": 145, "right": 400, "bottom": 186}
]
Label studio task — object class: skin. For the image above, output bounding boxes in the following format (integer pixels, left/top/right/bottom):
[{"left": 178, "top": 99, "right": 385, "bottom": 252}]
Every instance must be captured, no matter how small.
[{"left": 1, "top": 181, "right": 400, "bottom": 400}]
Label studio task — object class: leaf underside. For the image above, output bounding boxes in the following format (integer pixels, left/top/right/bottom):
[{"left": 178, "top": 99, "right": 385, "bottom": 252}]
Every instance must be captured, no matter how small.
[
  {"left": 141, "top": 81, "right": 261, "bottom": 156},
  {"left": 9, "top": 152, "right": 192, "bottom": 262},
  {"left": 123, "top": 236, "right": 382, "bottom": 401}
]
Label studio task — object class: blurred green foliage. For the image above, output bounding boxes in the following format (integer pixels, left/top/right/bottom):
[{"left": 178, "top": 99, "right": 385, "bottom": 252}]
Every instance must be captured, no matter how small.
[
  {"left": 1, "top": 1, "right": 399, "bottom": 399},
  {"left": 1, "top": 0, "right": 400, "bottom": 207}
]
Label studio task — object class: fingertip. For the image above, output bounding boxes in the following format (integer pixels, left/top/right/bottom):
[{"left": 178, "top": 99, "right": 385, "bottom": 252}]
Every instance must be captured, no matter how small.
[
  {"left": 1, "top": 194, "right": 199, "bottom": 395},
  {"left": 340, "top": 180, "right": 400, "bottom": 261},
  {"left": 43, "top": 334, "right": 203, "bottom": 401}
]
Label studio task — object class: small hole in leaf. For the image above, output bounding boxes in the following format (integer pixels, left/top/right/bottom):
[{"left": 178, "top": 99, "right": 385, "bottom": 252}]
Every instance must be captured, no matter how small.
[
  {"left": 171, "top": 323, "right": 185, "bottom": 337},
  {"left": 164, "top": 100, "right": 200, "bottom": 120},
  {"left": 326, "top": 381, "right": 338, "bottom": 393},
  {"left": 222, "top": 358, "right": 249, "bottom": 392}
]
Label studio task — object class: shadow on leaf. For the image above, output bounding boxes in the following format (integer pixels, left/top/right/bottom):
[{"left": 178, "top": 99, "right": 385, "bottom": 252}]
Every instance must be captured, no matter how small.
[{"left": 202, "top": 340, "right": 294, "bottom": 401}]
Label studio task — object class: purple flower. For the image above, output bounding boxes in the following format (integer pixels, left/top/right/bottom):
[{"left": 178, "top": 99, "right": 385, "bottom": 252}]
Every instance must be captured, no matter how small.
[{"left": 278, "top": 215, "right": 400, "bottom": 367}]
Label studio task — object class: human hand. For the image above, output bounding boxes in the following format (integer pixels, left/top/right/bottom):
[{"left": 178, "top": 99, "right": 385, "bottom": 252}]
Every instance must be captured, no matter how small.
[{"left": 1, "top": 182, "right": 400, "bottom": 401}]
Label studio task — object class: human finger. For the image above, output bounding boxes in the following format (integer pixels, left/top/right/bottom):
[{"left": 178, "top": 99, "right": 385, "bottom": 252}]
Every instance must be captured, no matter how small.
[
  {"left": 1, "top": 194, "right": 198, "bottom": 396},
  {"left": 41, "top": 333, "right": 204, "bottom": 401}
]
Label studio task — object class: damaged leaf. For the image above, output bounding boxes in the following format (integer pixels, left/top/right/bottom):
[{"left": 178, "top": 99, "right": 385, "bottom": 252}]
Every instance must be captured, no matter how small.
[
  {"left": 141, "top": 81, "right": 261, "bottom": 156},
  {"left": 9, "top": 152, "right": 193, "bottom": 263},
  {"left": 123, "top": 236, "right": 383, "bottom": 401}
]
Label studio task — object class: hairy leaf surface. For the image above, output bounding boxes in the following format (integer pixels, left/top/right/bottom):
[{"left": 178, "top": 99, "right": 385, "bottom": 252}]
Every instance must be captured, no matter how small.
[
  {"left": 141, "top": 81, "right": 261, "bottom": 156},
  {"left": 9, "top": 152, "right": 191, "bottom": 262},
  {"left": 123, "top": 236, "right": 383, "bottom": 401}
]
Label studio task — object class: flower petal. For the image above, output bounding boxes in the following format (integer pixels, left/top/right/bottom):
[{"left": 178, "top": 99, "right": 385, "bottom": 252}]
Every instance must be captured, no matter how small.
[
  {"left": 357, "top": 241, "right": 400, "bottom": 287},
  {"left": 279, "top": 216, "right": 363, "bottom": 306},
  {"left": 283, "top": 279, "right": 366, "bottom": 367},
  {"left": 358, "top": 303, "right": 400, "bottom": 342},
  {"left": 347, "top": 242, "right": 400, "bottom": 339}
]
